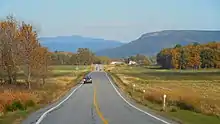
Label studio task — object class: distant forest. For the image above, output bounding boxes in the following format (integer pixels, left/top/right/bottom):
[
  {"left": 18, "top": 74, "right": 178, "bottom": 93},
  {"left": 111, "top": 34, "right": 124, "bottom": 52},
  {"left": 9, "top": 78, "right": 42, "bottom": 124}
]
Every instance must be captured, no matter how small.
[
  {"left": 157, "top": 42, "right": 220, "bottom": 69},
  {"left": 51, "top": 48, "right": 111, "bottom": 65}
]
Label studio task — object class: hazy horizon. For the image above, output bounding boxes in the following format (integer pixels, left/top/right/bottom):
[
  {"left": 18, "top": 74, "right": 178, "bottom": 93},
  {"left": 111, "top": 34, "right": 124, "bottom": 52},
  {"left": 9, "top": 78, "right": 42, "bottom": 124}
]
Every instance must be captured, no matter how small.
[
  {"left": 39, "top": 29, "right": 220, "bottom": 43},
  {"left": 0, "top": 0, "right": 219, "bottom": 42}
]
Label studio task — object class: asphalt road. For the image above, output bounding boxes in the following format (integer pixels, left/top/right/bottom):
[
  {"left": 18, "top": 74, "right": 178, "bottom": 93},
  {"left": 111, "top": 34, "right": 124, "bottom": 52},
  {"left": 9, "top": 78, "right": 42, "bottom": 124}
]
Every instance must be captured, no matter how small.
[{"left": 23, "top": 66, "right": 176, "bottom": 124}]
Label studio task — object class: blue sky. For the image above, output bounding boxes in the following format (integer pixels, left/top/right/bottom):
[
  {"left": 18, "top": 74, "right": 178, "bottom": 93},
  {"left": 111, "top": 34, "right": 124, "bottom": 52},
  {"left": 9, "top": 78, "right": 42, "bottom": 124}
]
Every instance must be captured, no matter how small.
[{"left": 0, "top": 0, "right": 219, "bottom": 42}]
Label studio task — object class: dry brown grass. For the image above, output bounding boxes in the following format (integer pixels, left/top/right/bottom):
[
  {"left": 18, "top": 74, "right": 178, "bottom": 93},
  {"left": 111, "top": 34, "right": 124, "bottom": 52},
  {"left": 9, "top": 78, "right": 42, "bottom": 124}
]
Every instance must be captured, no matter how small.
[
  {"left": 108, "top": 65, "right": 220, "bottom": 123},
  {"left": 116, "top": 73, "right": 220, "bottom": 116},
  {"left": 48, "top": 76, "right": 75, "bottom": 86},
  {"left": 0, "top": 90, "right": 39, "bottom": 113},
  {"left": 0, "top": 66, "right": 88, "bottom": 113}
]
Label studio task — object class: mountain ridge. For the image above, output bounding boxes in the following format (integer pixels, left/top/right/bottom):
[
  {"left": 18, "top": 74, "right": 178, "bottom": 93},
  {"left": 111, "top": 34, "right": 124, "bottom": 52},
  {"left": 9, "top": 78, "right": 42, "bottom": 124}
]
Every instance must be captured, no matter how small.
[
  {"left": 95, "top": 30, "right": 220, "bottom": 58},
  {"left": 39, "top": 35, "right": 124, "bottom": 53}
]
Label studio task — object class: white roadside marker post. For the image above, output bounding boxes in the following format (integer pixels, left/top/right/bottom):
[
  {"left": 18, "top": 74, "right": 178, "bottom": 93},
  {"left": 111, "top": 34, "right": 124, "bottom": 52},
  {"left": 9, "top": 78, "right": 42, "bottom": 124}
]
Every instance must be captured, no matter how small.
[
  {"left": 143, "top": 89, "right": 146, "bottom": 101},
  {"left": 132, "top": 84, "right": 136, "bottom": 92},
  {"left": 163, "top": 94, "right": 167, "bottom": 111}
]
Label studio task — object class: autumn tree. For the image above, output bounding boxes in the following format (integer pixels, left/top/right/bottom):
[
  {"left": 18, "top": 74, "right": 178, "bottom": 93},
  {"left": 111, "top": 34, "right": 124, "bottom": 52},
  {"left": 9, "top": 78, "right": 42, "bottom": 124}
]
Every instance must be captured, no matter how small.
[
  {"left": 0, "top": 16, "right": 21, "bottom": 84},
  {"left": 200, "top": 48, "right": 214, "bottom": 68},
  {"left": 157, "top": 48, "right": 172, "bottom": 69},
  {"left": 157, "top": 42, "right": 220, "bottom": 69},
  {"left": 76, "top": 48, "right": 95, "bottom": 65},
  {"left": 0, "top": 15, "right": 52, "bottom": 88},
  {"left": 179, "top": 48, "right": 189, "bottom": 69},
  {"left": 17, "top": 22, "right": 41, "bottom": 89},
  {"left": 31, "top": 47, "right": 50, "bottom": 85}
]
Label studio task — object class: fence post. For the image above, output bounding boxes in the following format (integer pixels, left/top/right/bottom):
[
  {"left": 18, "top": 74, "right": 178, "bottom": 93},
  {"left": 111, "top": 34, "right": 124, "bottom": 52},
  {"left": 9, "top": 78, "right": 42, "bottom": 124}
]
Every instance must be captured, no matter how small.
[
  {"left": 163, "top": 94, "right": 167, "bottom": 111},
  {"left": 132, "top": 84, "right": 136, "bottom": 92},
  {"left": 142, "top": 89, "right": 145, "bottom": 101}
]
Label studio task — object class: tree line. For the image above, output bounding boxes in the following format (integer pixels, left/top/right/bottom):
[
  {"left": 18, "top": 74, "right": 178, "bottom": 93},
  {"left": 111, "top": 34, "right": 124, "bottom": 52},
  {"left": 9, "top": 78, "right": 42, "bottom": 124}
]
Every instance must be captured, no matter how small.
[
  {"left": 50, "top": 48, "right": 111, "bottom": 65},
  {"left": 0, "top": 16, "right": 50, "bottom": 89},
  {"left": 157, "top": 42, "right": 220, "bottom": 69}
]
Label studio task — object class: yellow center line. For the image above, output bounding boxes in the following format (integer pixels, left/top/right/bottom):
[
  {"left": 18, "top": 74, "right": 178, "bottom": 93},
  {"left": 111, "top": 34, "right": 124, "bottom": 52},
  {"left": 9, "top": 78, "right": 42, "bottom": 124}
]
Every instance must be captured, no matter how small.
[{"left": 93, "top": 86, "right": 109, "bottom": 124}]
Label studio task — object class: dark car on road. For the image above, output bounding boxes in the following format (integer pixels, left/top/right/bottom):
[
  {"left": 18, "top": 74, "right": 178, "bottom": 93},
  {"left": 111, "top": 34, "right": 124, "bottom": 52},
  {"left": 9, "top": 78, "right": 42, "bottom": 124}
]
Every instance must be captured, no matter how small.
[{"left": 83, "top": 76, "right": 92, "bottom": 84}]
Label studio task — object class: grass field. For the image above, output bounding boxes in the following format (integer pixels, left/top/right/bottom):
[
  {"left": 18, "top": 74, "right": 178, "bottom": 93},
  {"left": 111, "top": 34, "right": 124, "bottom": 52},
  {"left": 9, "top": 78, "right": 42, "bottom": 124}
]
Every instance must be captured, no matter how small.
[
  {"left": 109, "top": 65, "right": 220, "bottom": 124},
  {"left": 0, "top": 65, "right": 90, "bottom": 124}
]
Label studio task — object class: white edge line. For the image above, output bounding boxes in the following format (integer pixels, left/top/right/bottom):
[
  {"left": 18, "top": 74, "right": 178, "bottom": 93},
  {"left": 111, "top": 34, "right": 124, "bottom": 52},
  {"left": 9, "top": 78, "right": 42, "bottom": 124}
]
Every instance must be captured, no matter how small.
[
  {"left": 35, "top": 73, "right": 91, "bottom": 124},
  {"left": 105, "top": 72, "right": 172, "bottom": 124}
]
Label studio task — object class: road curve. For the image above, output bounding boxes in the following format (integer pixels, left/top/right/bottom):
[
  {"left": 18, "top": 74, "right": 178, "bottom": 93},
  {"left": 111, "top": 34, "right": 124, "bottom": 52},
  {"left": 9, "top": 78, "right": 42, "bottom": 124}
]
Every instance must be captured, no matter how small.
[{"left": 23, "top": 71, "right": 176, "bottom": 124}]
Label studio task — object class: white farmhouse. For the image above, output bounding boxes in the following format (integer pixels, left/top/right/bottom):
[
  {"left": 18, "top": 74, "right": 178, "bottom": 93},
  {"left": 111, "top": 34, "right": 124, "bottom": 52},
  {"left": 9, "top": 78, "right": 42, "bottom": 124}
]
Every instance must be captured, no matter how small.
[
  {"left": 110, "top": 61, "right": 124, "bottom": 65},
  {"left": 128, "top": 60, "right": 137, "bottom": 65}
]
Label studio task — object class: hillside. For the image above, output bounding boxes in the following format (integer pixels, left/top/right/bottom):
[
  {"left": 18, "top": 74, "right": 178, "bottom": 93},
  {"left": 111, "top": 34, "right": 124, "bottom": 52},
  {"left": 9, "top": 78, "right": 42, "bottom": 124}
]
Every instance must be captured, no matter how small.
[
  {"left": 39, "top": 35, "right": 124, "bottom": 52},
  {"left": 96, "top": 30, "right": 220, "bottom": 58}
]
